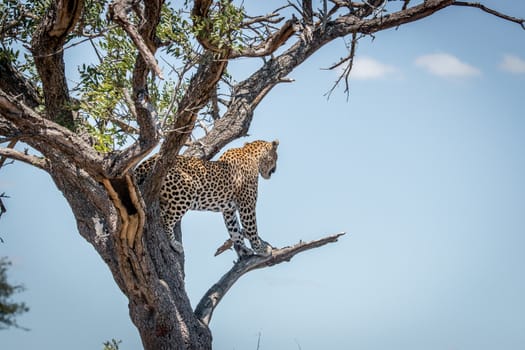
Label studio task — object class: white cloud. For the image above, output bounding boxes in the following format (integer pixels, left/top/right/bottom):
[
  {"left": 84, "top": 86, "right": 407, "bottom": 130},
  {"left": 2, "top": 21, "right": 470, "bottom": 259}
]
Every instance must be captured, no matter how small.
[
  {"left": 351, "top": 57, "right": 398, "bottom": 80},
  {"left": 415, "top": 53, "right": 480, "bottom": 78},
  {"left": 499, "top": 54, "right": 525, "bottom": 74}
]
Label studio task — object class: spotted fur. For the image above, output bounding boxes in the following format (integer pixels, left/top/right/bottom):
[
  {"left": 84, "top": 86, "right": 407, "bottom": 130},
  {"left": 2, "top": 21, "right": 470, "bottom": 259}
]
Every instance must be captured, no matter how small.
[{"left": 134, "top": 140, "right": 279, "bottom": 258}]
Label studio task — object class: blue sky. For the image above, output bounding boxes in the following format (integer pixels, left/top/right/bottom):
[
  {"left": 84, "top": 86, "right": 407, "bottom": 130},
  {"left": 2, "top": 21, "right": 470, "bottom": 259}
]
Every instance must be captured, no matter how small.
[{"left": 2, "top": 1, "right": 525, "bottom": 349}]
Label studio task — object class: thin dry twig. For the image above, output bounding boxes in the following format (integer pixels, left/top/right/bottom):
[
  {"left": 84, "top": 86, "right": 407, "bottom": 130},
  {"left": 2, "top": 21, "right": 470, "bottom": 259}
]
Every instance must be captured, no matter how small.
[
  {"left": 453, "top": 1, "right": 525, "bottom": 29},
  {"left": 324, "top": 32, "right": 358, "bottom": 99},
  {"left": 0, "top": 139, "right": 17, "bottom": 169}
]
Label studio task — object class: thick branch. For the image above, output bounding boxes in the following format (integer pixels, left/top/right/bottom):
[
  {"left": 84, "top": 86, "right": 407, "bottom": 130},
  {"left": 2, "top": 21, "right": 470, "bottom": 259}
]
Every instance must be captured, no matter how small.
[
  {"left": 105, "top": 0, "right": 164, "bottom": 177},
  {"left": 331, "top": 0, "right": 455, "bottom": 34},
  {"left": 0, "top": 90, "right": 104, "bottom": 178},
  {"left": 186, "top": 0, "right": 493, "bottom": 160},
  {"left": 184, "top": 74, "right": 293, "bottom": 160},
  {"left": 0, "top": 56, "right": 40, "bottom": 109},
  {"left": 104, "top": 88, "right": 159, "bottom": 177},
  {"left": 30, "top": 0, "right": 84, "bottom": 130},
  {"left": 194, "top": 232, "right": 346, "bottom": 326},
  {"left": 142, "top": 53, "right": 228, "bottom": 201}
]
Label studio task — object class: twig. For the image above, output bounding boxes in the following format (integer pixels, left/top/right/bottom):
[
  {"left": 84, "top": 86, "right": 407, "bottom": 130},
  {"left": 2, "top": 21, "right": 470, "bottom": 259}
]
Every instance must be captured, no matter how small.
[
  {"left": 256, "top": 331, "right": 262, "bottom": 350},
  {"left": 195, "top": 232, "right": 346, "bottom": 325},
  {"left": 0, "top": 192, "right": 8, "bottom": 219},
  {"left": 324, "top": 32, "right": 358, "bottom": 99},
  {"left": 0, "top": 139, "right": 17, "bottom": 169},
  {"left": 452, "top": 2, "right": 525, "bottom": 30},
  {"left": 242, "top": 13, "right": 283, "bottom": 27}
]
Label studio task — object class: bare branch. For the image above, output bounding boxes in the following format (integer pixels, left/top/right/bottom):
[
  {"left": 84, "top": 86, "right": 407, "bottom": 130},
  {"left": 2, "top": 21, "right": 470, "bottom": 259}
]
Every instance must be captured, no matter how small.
[
  {"left": 0, "top": 146, "right": 48, "bottom": 171},
  {"left": 122, "top": 88, "right": 138, "bottom": 122},
  {"left": 186, "top": 1, "right": 485, "bottom": 161},
  {"left": 242, "top": 13, "right": 284, "bottom": 27},
  {"left": 325, "top": 32, "right": 359, "bottom": 98},
  {"left": 183, "top": 73, "right": 293, "bottom": 160},
  {"left": 303, "top": 0, "right": 314, "bottom": 24},
  {"left": 195, "top": 232, "right": 346, "bottom": 326},
  {"left": 452, "top": 2, "right": 525, "bottom": 29},
  {"left": 230, "top": 17, "right": 299, "bottom": 58}
]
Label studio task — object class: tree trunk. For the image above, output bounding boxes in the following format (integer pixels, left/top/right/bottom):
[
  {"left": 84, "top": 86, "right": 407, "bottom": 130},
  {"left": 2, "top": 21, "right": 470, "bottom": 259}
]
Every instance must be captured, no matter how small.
[{"left": 49, "top": 163, "right": 213, "bottom": 349}]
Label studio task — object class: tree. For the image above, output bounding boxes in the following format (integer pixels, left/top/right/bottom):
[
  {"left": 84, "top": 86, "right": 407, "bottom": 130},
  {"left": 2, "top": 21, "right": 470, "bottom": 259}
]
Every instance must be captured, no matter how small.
[
  {"left": 0, "top": 0, "right": 523, "bottom": 349},
  {"left": 0, "top": 257, "right": 29, "bottom": 330}
]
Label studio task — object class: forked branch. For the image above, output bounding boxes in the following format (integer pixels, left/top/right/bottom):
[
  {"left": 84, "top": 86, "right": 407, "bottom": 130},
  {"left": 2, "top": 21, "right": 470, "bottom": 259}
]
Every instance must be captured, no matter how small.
[{"left": 194, "top": 232, "right": 346, "bottom": 326}]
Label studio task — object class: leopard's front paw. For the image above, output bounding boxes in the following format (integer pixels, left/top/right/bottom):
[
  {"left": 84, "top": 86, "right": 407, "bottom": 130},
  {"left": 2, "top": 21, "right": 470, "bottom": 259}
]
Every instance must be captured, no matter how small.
[{"left": 254, "top": 239, "right": 273, "bottom": 257}]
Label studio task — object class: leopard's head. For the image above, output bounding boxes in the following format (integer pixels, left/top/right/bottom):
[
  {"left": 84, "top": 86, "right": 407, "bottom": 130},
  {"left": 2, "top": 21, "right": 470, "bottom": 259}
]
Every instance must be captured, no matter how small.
[{"left": 259, "top": 140, "right": 279, "bottom": 180}]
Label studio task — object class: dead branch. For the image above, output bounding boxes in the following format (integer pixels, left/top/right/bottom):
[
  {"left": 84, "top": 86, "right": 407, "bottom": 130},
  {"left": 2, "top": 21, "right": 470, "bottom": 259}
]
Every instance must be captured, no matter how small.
[
  {"left": 325, "top": 32, "right": 358, "bottom": 98},
  {"left": 0, "top": 146, "right": 48, "bottom": 170},
  {"left": 195, "top": 232, "right": 346, "bottom": 326},
  {"left": 231, "top": 16, "right": 298, "bottom": 58},
  {"left": 303, "top": 0, "right": 314, "bottom": 24},
  {"left": 452, "top": 2, "right": 525, "bottom": 29},
  {"left": 242, "top": 13, "right": 284, "bottom": 27}
]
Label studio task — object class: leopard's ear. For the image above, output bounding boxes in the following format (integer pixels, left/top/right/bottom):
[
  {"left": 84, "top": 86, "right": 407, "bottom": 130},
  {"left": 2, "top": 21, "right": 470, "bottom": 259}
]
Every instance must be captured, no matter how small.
[{"left": 272, "top": 139, "right": 279, "bottom": 148}]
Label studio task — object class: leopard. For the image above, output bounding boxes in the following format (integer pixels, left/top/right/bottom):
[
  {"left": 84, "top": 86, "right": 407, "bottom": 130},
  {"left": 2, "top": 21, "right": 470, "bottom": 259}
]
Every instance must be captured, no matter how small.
[{"left": 134, "top": 140, "right": 279, "bottom": 258}]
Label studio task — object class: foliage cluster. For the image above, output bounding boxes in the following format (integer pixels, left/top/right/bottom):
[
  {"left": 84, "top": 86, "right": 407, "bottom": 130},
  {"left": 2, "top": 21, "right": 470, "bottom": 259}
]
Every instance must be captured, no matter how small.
[{"left": 0, "top": 0, "right": 244, "bottom": 152}]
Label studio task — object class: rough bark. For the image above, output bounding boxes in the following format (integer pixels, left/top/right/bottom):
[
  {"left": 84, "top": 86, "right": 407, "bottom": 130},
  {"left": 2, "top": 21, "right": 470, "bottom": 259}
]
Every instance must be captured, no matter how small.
[{"left": 0, "top": 1, "right": 523, "bottom": 349}]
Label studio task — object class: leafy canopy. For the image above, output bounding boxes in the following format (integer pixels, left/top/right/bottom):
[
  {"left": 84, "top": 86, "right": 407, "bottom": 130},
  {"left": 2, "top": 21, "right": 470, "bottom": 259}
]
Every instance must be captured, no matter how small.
[{"left": 0, "top": 0, "right": 245, "bottom": 152}]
